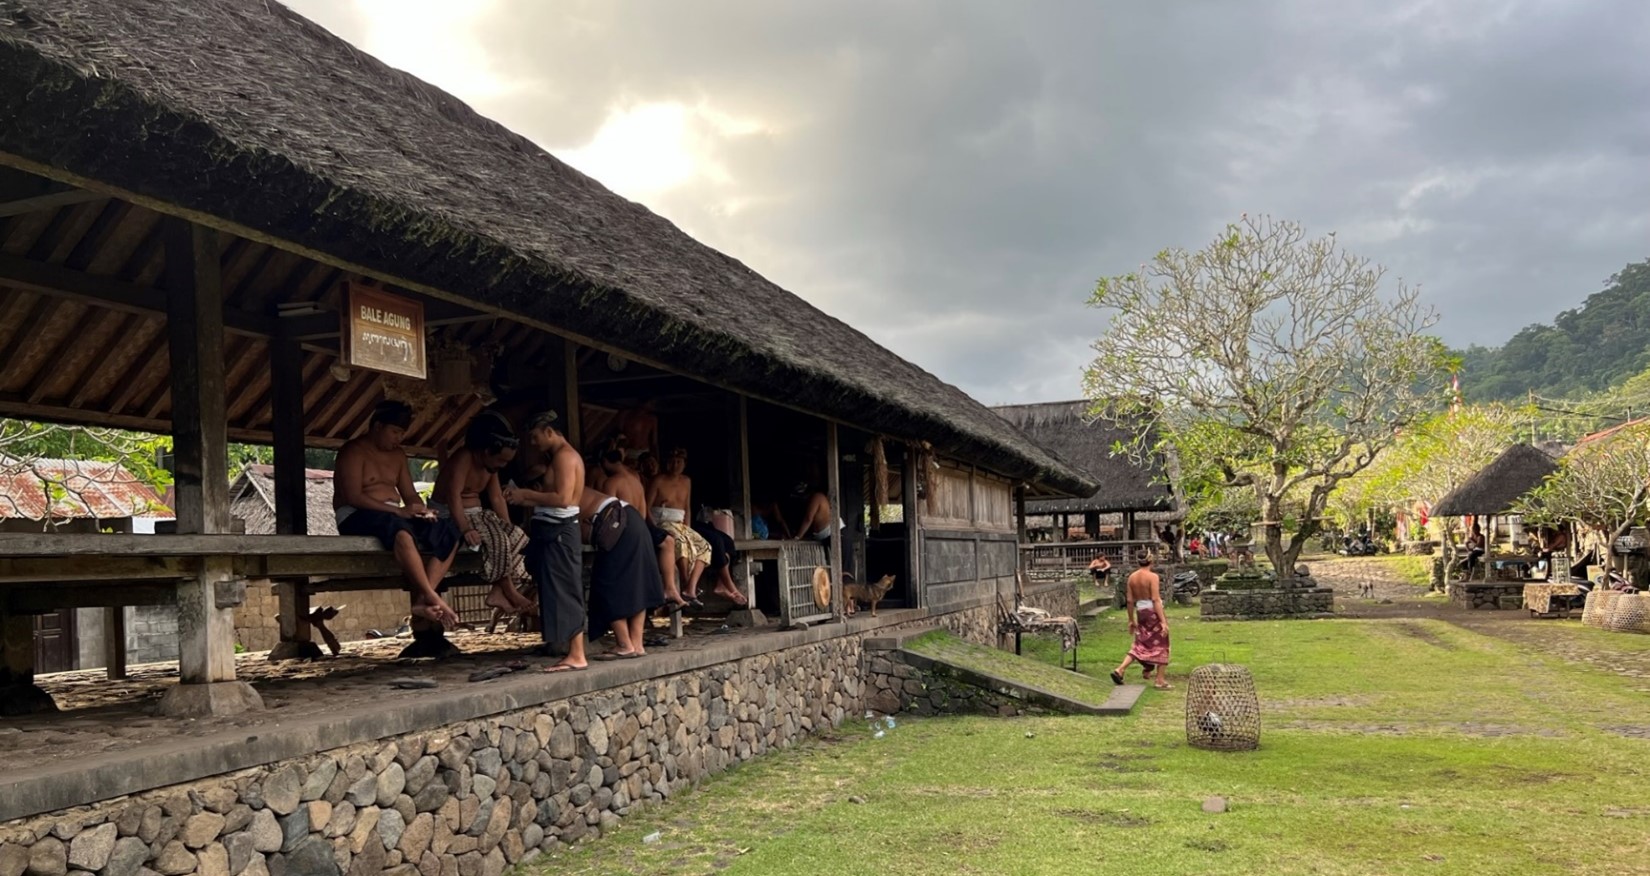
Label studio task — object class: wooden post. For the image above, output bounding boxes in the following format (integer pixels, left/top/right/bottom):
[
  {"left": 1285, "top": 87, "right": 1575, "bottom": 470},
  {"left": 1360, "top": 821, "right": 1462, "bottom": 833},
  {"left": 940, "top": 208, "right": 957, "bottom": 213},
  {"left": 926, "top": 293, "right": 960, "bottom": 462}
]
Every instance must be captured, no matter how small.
[
  {"left": 726, "top": 395, "right": 765, "bottom": 627},
  {"left": 270, "top": 327, "right": 308, "bottom": 536},
  {"left": 102, "top": 607, "right": 127, "bottom": 681},
  {"left": 268, "top": 323, "right": 316, "bottom": 660},
  {"left": 563, "top": 342, "right": 582, "bottom": 448},
  {"left": 158, "top": 218, "right": 260, "bottom": 717},
  {"left": 826, "top": 421, "right": 843, "bottom": 618},
  {"left": 903, "top": 443, "right": 922, "bottom": 610}
]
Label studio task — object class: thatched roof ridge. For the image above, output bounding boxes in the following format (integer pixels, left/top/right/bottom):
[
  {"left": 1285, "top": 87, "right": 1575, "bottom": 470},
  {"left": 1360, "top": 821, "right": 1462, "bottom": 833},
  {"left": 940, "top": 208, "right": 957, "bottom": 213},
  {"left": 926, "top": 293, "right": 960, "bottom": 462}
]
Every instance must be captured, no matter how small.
[
  {"left": 993, "top": 400, "right": 1180, "bottom": 514},
  {"left": 1431, "top": 444, "right": 1557, "bottom": 517},
  {"left": 0, "top": 0, "right": 1092, "bottom": 497}
]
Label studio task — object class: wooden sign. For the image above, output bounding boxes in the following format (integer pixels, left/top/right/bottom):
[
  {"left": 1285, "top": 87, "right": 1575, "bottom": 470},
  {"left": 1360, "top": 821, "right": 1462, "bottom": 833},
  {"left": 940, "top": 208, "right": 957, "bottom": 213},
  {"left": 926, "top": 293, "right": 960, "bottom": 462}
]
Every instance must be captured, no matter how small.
[{"left": 345, "top": 284, "right": 426, "bottom": 379}]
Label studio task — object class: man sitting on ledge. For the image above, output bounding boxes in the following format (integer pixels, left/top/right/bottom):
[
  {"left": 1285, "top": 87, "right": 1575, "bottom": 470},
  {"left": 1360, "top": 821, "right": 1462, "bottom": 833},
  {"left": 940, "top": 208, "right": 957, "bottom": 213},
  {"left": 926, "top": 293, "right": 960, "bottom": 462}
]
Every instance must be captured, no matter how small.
[{"left": 334, "top": 400, "right": 462, "bottom": 654}]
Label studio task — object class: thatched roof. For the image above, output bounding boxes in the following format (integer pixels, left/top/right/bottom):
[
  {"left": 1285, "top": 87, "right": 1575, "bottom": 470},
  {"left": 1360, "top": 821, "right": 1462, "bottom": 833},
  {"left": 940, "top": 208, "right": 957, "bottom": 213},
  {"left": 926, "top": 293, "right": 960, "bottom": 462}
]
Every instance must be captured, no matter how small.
[
  {"left": 993, "top": 400, "right": 1180, "bottom": 514},
  {"left": 229, "top": 464, "right": 338, "bottom": 535},
  {"left": 0, "top": 0, "right": 1092, "bottom": 497},
  {"left": 1431, "top": 444, "right": 1557, "bottom": 517}
]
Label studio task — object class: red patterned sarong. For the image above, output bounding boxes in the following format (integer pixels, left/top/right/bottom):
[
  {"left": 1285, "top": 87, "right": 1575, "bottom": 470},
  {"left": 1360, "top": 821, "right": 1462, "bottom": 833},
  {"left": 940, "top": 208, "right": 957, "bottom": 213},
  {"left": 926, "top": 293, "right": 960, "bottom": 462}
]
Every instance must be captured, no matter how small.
[{"left": 1129, "top": 607, "right": 1171, "bottom": 665}]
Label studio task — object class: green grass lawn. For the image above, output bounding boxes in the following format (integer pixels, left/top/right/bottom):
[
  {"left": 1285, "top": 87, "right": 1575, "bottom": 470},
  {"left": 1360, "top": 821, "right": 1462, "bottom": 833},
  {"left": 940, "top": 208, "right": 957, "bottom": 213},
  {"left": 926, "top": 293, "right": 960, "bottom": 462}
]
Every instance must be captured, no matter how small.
[
  {"left": 530, "top": 606, "right": 1650, "bottom": 876},
  {"left": 903, "top": 628, "right": 1116, "bottom": 708}
]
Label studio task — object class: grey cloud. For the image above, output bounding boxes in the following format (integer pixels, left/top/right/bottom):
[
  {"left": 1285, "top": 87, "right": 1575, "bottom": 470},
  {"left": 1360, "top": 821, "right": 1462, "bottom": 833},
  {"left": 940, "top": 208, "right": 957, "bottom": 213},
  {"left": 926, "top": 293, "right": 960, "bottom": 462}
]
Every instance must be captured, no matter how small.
[{"left": 284, "top": 0, "right": 1650, "bottom": 401}]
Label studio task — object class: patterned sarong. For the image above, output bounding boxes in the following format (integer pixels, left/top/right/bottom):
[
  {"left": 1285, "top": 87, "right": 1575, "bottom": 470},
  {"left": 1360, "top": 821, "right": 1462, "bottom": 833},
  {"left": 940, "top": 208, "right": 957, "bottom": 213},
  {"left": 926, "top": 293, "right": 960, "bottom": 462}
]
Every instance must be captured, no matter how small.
[
  {"left": 1128, "top": 606, "right": 1171, "bottom": 665},
  {"left": 464, "top": 507, "right": 529, "bottom": 584},
  {"left": 657, "top": 518, "right": 712, "bottom": 567}
]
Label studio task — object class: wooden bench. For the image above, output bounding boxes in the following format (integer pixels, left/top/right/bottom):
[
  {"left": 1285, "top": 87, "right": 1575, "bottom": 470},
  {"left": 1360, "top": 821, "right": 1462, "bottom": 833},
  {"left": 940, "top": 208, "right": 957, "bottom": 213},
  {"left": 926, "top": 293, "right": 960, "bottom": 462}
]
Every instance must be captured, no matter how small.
[{"left": 0, "top": 533, "right": 481, "bottom": 712}]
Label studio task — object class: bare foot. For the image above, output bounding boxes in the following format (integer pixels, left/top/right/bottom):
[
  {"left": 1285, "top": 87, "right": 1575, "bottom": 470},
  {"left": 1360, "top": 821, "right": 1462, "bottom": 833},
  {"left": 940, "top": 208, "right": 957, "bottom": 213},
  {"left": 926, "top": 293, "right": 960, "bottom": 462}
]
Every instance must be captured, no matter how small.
[
  {"left": 712, "top": 586, "right": 748, "bottom": 606},
  {"left": 541, "top": 661, "right": 587, "bottom": 673},
  {"left": 484, "top": 585, "right": 519, "bottom": 614}
]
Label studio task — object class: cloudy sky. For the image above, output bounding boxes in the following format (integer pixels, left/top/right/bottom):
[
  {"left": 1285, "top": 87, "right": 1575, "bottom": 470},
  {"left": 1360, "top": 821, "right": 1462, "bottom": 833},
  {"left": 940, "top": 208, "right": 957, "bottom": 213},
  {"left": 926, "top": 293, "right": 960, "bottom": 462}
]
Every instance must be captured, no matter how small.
[{"left": 283, "top": 0, "right": 1650, "bottom": 405}]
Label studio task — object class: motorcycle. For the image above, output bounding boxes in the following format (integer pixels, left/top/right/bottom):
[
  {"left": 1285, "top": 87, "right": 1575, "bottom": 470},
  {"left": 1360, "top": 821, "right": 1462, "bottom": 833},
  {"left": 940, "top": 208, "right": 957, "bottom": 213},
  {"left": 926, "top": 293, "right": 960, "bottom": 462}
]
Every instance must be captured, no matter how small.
[
  {"left": 1338, "top": 534, "right": 1382, "bottom": 557},
  {"left": 1170, "top": 569, "right": 1201, "bottom": 599}
]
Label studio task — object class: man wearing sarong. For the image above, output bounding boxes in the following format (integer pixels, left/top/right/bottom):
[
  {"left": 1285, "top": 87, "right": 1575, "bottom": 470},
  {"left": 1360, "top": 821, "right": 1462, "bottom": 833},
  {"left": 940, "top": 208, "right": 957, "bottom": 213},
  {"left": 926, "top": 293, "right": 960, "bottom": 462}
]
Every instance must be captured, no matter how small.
[
  {"left": 432, "top": 414, "right": 533, "bottom": 622},
  {"left": 1111, "top": 550, "right": 1171, "bottom": 690},
  {"left": 646, "top": 448, "right": 712, "bottom": 607},
  {"left": 506, "top": 411, "right": 587, "bottom": 671},
  {"left": 581, "top": 485, "right": 665, "bottom": 659},
  {"left": 333, "top": 401, "right": 461, "bottom": 633},
  {"left": 597, "top": 450, "right": 687, "bottom": 611}
]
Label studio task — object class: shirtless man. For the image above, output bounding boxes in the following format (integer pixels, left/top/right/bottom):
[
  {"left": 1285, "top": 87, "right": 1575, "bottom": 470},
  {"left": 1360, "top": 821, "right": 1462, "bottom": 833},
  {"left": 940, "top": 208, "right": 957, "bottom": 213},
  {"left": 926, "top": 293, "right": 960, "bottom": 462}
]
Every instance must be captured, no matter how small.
[
  {"left": 433, "top": 413, "right": 532, "bottom": 619},
  {"left": 598, "top": 449, "right": 686, "bottom": 610},
  {"left": 645, "top": 448, "right": 711, "bottom": 605},
  {"left": 333, "top": 400, "right": 460, "bottom": 628},
  {"left": 793, "top": 484, "right": 853, "bottom": 580},
  {"left": 579, "top": 485, "right": 663, "bottom": 658},
  {"left": 1111, "top": 551, "right": 1171, "bottom": 690},
  {"left": 505, "top": 411, "right": 588, "bottom": 670}
]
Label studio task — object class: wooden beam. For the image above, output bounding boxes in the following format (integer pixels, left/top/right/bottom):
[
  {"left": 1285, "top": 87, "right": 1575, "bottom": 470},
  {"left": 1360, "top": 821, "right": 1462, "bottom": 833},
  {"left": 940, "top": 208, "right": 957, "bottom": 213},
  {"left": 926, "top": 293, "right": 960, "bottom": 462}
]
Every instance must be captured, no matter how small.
[
  {"left": 6, "top": 585, "right": 178, "bottom": 613},
  {"left": 826, "top": 421, "right": 842, "bottom": 616},
  {"left": 0, "top": 252, "right": 274, "bottom": 337},
  {"left": 0, "top": 532, "right": 382, "bottom": 557},
  {"left": 0, "top": 188, "right": 102, "bottom": 219},
  {"left": 271, "top": 327, "right": 308, "bottom": 536}
]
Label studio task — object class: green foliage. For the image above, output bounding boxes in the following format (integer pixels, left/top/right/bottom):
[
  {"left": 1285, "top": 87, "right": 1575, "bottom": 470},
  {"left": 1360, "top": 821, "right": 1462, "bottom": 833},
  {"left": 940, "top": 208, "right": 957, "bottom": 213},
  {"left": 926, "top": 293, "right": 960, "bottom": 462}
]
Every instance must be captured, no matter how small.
[
  {"left": 1459, "top": 258, "right": 1650, "bottom": 401},
  {"left": 1329, "top": 404, "right": 1529, "bottom": 535},
  {"left": 1517, "top": 421, "right": 1650, "bottom": 545},
  {"left": 1084, "top": 216, "right": 1448, "bottom": 571}
]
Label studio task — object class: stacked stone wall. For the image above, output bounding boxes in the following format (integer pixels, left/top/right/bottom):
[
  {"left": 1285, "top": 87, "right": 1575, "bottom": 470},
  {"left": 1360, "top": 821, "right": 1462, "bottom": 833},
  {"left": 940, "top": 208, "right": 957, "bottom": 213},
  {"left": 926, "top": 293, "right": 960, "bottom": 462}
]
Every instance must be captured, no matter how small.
[
  {"left": 235, "top": 585, "right": 410, "bottom": 654},
  {"left": 0, "top": 638, "right": 862, "bottom": 876},
  {"left": 1446, "top": 581, "right": 1526, "bottom": 610},
  {"left": 1199, "top": 586, "right": 1335, "bottom": 620}
]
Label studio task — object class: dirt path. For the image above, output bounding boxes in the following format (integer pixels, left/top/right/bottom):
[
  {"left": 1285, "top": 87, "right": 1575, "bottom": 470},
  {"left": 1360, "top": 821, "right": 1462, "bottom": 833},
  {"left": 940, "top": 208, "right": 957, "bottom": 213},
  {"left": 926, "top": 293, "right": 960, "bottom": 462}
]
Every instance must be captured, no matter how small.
[{"left": 1310, "top": 556, "right": 1650, "bottom": 687}]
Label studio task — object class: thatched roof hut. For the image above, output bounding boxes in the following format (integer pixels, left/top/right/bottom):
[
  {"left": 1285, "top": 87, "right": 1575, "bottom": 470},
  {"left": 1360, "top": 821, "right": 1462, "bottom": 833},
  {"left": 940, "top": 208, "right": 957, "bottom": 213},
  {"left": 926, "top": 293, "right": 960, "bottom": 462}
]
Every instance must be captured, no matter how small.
[
  {"left": 228, "top": 465, "right": 338, "bottom": 535},
  {"left": 0, "top": 0, "right": 1091, "bottom": 497},
  {"left": 992, "top": 401, "right": 1180, "bottom": 515},
  {"left": 1431, "top": 444, "right": 1557, "bottom": 517}
]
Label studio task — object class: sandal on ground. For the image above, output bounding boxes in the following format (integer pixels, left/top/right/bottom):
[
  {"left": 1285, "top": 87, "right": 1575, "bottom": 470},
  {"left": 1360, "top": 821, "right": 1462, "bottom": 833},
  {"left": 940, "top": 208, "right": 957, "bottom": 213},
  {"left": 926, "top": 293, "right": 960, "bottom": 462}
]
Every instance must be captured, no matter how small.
[
  {"left": 1109, "top": 670, "right": 1124, "bottom": 685},
  {"left": 540, "top": 662, "right": 586, "bottom": 673},
  {"left": 1154, "top": 683, "right": 1173, "bottom": 690}
]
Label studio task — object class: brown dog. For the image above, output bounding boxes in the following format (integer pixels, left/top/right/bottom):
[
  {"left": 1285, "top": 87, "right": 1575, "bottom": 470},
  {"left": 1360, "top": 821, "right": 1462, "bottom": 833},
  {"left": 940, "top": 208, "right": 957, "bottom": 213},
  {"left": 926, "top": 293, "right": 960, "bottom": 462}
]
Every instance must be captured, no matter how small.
[{"left": 843, "top": 573, "right": 897, "bottom": 617}]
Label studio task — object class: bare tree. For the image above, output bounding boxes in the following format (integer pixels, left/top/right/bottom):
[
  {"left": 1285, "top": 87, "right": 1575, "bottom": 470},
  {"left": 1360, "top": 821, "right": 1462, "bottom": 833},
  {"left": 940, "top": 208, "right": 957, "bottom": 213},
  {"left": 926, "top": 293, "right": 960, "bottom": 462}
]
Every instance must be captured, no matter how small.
[{"left": 1084, "top": 216, "right": 1446, "bottom": 573}]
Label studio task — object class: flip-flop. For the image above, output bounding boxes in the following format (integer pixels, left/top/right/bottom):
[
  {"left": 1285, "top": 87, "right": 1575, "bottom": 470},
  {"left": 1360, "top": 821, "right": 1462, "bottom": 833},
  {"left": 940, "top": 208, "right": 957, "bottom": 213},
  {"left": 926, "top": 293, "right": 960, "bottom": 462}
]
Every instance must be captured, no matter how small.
[
  {"left": 540, "top": 663, "right": 586, "bottom": 673},
  {"left": 592, "top": 651, "right": 642, "bottom": 662},
  {"left": 1154, "top": 683, "right": 1174, "bottom": 690},
  {"left": 1109, "top": 670, "right": 1124, "bottom": 685}
]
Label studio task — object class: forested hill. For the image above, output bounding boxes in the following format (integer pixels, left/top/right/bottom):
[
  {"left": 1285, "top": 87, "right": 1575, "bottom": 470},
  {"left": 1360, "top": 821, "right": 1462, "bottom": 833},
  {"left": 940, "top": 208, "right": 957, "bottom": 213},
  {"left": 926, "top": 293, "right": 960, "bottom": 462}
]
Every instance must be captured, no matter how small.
[{"left": 1457, "top": 258, "right": 1650, "bottom": 401}]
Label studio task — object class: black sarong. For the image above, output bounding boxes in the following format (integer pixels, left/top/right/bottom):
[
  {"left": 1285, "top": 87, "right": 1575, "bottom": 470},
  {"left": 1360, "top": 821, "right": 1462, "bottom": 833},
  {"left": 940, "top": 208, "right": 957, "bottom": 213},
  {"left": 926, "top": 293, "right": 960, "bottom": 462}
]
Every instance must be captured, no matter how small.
[
  {"left": 527, "top": 516, "right": 584, "bottom": 645},
  {"left": 590, "top": 506, "right": 665, "bottom": 631}
]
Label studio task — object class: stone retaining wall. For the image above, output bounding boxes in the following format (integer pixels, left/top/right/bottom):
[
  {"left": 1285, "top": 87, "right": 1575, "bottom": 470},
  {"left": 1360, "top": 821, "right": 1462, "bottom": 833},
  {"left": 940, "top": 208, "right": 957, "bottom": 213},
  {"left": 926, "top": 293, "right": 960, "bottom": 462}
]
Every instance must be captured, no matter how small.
[
  {"left": 1199, "top": 586, "right": 1335, "bottom": 620},
  {"left": 0, "top": 581, "right": 1079, "bottom": 876},
  {"left": 1447, "top": 581, "right": 1525, "bottom": 610}
]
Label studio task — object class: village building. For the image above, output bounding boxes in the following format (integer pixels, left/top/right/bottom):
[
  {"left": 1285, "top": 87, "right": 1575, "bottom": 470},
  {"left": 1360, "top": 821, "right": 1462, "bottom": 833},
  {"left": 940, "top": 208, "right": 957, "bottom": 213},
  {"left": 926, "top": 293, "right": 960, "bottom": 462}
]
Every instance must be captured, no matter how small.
[
  {"left": 0, "top": 0, "right": 1096, "bottom": 863},
  {"left": 993, "top": 400, "right": 1184, "bottom": 577}
]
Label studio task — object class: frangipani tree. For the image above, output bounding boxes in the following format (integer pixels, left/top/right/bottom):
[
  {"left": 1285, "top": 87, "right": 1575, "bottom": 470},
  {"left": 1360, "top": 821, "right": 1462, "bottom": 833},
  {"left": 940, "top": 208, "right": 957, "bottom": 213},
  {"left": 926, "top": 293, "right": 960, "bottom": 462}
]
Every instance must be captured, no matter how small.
[
  {"left": 1084, "top": 216, "right": 1448, "bottom": 573},
  {"left": 1518, "top": 422, "right": 1650, "bottom": 568}
]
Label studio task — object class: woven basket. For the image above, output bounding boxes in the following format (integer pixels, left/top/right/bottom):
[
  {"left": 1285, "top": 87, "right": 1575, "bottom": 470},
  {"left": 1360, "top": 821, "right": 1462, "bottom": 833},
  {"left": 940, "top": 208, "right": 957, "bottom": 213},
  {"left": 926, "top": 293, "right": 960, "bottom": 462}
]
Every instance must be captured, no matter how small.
[
  {"left": 1185, "top": 664, "right": 1260, "bottom": 751},
  {"left": 1604, "top": 593, "right": 1650, "bottom": 634},
  {"left": 1590, "top": 590, "right": 1623, "bottom": 629}
]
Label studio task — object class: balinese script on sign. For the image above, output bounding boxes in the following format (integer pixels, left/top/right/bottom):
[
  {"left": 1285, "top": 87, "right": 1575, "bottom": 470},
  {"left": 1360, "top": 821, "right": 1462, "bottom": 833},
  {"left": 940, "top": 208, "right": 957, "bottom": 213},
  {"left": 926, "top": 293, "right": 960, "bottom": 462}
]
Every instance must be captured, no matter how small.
[{"left": 346, "top": 284, "right": 426, "bottom": 379}]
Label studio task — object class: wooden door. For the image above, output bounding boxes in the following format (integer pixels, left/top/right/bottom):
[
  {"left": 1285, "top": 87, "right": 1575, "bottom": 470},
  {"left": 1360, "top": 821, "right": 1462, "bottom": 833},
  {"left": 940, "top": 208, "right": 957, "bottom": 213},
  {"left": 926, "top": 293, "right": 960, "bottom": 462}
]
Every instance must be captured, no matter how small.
[{"left": 33, "top": 609, "right": 77, "bottom": 674}]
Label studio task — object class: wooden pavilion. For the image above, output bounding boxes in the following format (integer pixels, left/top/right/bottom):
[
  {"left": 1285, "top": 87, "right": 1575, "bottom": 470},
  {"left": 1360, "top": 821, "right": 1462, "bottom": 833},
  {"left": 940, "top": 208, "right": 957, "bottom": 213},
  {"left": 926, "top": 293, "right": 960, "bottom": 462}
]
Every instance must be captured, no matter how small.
[
  {"left": 993, "top": 401, "right": 1182, "bottom": 539},
  {"left": 1432, "top": 443, "right": 1558, "bottom": 580},
  {"left": 0, "top": 0, "right": 1093, "bottom": 717}
]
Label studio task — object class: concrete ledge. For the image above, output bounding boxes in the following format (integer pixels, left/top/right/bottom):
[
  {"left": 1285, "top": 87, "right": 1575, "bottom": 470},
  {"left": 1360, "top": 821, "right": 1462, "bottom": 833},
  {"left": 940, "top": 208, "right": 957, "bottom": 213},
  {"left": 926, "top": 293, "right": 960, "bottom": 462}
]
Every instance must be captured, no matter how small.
[
  {"left": 896, "top": 647, "right": 1141, "bottom": 716},
  {"left": 0, "top": 595, "right": 983, "bottom": 823}
]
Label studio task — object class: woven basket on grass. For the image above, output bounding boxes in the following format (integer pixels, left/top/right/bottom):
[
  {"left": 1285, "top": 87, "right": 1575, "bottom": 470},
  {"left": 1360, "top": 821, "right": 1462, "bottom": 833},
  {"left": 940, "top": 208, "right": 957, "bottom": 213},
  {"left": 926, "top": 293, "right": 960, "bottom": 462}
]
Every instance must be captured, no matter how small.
[
  {"left": 1583, "top": 590, "right": 1615, "bottom": 628},
  {"left": 1185, "top": 663, "right": 1260, "bottom": 751},
  {"left": 1604, "top": 593, "right": 1649, "bottom": 634}
]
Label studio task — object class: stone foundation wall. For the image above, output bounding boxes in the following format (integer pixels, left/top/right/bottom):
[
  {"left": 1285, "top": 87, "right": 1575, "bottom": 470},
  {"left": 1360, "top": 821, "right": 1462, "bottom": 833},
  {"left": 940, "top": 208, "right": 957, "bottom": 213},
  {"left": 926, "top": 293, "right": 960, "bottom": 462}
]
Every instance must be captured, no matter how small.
[
  {"left": 1199, "top": 586, "right": 1335, "bottom": 620},
  {"left": 0, "top": 637, "right": 863, "bottom": 876},
  {"left": 1447, "top": 581, "right": 1525, "bottom": 610},
  {"left": 862, "top": 647, "right": 1028, "bottom": 718}
]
